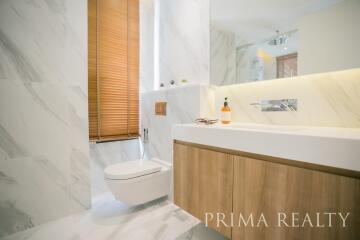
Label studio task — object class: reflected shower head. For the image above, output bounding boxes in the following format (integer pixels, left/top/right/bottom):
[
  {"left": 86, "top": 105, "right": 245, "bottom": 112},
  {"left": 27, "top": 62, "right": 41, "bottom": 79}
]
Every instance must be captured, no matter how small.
[{"left": 268, "top": 30, "right": 288, "bottom": 46}]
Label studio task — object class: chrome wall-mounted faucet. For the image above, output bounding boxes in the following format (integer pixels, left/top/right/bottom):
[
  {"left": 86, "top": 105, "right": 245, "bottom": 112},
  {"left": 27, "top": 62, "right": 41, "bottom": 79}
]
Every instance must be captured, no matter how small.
[{"left": 250, "top": 99, "right": 298, "bottom": 111}]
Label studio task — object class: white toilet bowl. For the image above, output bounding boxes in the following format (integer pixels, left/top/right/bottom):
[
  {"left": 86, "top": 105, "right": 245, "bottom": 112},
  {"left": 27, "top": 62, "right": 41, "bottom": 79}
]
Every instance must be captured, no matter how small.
[{"left": 104, "top": 158, "right": 172, "bottom": 205}]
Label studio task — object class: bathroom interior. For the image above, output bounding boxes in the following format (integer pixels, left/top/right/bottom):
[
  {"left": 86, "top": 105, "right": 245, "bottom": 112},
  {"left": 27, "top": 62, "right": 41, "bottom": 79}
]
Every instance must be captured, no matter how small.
[{"left": 0, "top": 0, "right": 359, "bottom": 239}]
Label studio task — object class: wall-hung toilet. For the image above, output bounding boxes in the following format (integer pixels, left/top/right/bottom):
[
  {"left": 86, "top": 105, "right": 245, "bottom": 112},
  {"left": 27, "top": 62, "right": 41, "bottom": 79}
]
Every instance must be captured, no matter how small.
[{"left": 104, "top": 158, "right": 172, "bottom": 205}]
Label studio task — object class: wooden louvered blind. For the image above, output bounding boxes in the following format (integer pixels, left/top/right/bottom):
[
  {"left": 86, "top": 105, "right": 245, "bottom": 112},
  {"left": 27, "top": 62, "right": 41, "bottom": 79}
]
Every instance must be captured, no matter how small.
[
  {"left": 88, "top": 0, "right": 139, "bottom": 141},
  {"left": 88, "top": 0, "right": 98, "bottom": 139}
]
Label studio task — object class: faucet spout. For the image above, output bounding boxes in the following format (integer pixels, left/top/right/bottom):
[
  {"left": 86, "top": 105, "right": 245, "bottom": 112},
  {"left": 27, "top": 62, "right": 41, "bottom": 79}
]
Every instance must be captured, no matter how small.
[{"left": 250, "top": 99, "right": 298, "bottom": 112}]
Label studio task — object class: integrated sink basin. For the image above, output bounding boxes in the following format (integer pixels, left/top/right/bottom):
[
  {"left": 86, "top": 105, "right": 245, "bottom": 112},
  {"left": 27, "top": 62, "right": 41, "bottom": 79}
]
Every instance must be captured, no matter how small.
[
  {"left": 214, "top": 122, "right": 304, "bottom": 132},
  {"left": 172, "top": 123, "right": 360, "bottom": 172}
]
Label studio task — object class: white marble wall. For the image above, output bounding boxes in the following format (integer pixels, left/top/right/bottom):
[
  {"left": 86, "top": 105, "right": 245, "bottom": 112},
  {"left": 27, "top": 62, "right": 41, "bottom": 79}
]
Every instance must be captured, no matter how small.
[
  {"left": 236, "top": 44, "right": 265, "bottom": 83},
  {"left": 140, "top": 0, "right": 155, "bottom": 92},
  {"left": 0, "top": 0, "right": 90, "bottom": 237},
  {"left": 139, "top": 0, "right": 213, "bottom": 162},
  {"left": 210, "top": 28, "right": 236, "bottom": 86},
  {"left": 215, "top": 68, "right": 360, "bottom": 128},
  {"left": 141, "top": 85, "right": 214, "bottom": 163},
  {"left": 158, "top": 0, "right": 210, "bottom": 87}
]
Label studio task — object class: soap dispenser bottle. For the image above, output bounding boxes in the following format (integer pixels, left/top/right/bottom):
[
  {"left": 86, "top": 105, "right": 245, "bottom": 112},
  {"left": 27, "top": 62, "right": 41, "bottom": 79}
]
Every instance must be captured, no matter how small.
[{"left": 221, "top": 97, "right": 231, "bottom": 124}]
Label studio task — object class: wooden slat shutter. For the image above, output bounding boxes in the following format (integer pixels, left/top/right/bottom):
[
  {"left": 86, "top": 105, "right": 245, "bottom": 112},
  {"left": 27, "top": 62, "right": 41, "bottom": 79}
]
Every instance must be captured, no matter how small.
[
  {"left": 88, "top": 0, "right": 139, "bottom": 141},
  {"left": 88, "top": 0, "right": 98, "bottom": 139},
  {"left": 128, "top": 0, "right": 139, "bottom": 135}
]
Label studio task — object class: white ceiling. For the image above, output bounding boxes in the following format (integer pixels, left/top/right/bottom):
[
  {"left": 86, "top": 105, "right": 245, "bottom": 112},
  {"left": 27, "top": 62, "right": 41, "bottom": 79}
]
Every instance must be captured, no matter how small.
[{"left": 211, "top": 0, "right": 343, "bottom": 44}]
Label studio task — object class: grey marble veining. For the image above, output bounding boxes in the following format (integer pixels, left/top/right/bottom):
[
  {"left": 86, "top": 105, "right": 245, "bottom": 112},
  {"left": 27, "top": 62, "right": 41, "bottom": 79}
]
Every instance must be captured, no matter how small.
[
  {"left": 0, "top": 0, "right": 90, "bottom": 237},
  {"left": 0, "top": 30, "right": 68, "bottom": 125},
  {"left": 158, "top": 0, "right": 210, "bottom": 87},
  {"left": 0, "top": 123, "right": 26, "bottom": 159},
  {"left": 0, "top": 202, "right": 34, "bottom": 237},
  {"left": 70, "top": 148, "right": 91, "bottom": 210},
  {"left": 176, "top": 224, "right": 228, "bottom": 240},
  {"left": 141, "top": 85, "right": 214, "bottom": 166},
  {"left": 0, "top": 192, "right": 200, "bottom": 240},
  {"left": 236, "top": 44, "right": 265, "bottom": 83},
  {"left": 140, "top": 0, "right": 155, "bottom": 92},
  {"left": 215, "top": 68, "right": 360, "bottom": 127},
  {"left": 210, "top": 28, "right": 236, "bottom": 86},
  {"left": 139, "top": 0, "right": 210, "bottom": 90}
]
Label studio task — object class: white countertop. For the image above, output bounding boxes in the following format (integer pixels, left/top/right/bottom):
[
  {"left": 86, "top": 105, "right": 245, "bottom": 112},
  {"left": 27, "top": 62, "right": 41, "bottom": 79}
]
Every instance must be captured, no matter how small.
[{"left": 172, "top": 123, "right": 360, "bottom": 172}]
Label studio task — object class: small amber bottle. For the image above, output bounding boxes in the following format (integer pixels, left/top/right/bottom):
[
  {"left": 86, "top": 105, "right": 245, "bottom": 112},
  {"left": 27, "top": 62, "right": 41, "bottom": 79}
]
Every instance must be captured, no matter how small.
[{"left": 221, "top": 97, "right": 231, "bottom": 124}]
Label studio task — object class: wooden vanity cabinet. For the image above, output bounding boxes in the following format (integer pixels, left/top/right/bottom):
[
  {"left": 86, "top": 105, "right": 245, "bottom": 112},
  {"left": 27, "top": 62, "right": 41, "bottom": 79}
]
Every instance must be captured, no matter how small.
[
  {"left": 173, "top": 142, "right": 234, "bottom": 238},
  {"left": 173, "top": 141, "right": 360, "bottom": 240}
]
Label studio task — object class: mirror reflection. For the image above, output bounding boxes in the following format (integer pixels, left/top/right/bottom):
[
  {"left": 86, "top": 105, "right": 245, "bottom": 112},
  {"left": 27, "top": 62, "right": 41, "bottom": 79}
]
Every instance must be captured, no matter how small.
[{"left": 210, "top": 0, "right": 360, "bottom": 86}]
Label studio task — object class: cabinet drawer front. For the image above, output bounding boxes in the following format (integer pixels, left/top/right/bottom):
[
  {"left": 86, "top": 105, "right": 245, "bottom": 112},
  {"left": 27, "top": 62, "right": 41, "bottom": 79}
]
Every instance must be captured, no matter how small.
[
  {"left": 233, "top": 156, "right": 360, "bottom": 240},
  {"left": 174, "top": 142, "right": 233, "bottom": 238}
]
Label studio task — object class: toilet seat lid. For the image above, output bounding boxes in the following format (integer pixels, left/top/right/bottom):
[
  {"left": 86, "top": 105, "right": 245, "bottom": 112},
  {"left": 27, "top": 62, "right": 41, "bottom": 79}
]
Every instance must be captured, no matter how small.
[{"left": 104, "top": 160, "right": 162, "bottom": 180}]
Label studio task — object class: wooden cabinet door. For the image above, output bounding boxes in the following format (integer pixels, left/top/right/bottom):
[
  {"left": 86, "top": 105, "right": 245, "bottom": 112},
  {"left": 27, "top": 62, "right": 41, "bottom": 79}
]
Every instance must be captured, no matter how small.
[
  {"left": 174, "top": 142, "right": 233, "bottom": 238},
  {"left": 232, "top": 155, "right": 360, "bottom": 240}
]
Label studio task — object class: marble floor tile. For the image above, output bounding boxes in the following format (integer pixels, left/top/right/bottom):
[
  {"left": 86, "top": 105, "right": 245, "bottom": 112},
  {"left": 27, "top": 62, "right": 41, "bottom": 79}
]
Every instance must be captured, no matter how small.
[
  {"left": 175, "top": 224, "right": 228, "bottom": 240},
  {"left": 0, "top": 192, "right": 200, "bottom": 240}
]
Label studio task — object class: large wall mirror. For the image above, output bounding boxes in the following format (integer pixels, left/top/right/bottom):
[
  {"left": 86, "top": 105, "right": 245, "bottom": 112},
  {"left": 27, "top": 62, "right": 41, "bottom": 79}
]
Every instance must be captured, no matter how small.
[{"left": 210, "top": 0, "right": 360, "bottom": 86}]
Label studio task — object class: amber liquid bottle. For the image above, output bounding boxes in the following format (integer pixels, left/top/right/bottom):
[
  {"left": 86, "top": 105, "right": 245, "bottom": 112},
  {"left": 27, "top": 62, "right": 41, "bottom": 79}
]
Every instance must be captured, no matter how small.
[{"left": 221, "top": 97, "right": 231, "bottom": 124}]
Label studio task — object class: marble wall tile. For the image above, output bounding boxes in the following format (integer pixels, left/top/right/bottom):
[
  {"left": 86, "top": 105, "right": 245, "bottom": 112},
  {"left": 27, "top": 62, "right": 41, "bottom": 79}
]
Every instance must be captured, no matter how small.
[
  {"left": 141, "top": 85, "right": 214, "bottom": 164},
  {"left": 236, "top": 44, "right": 265, "bottom": 83},
  {"left": 0, "top": 0, "right": 90, "bottom": 237},
  {"left": 140, "top": 0, "right": 211, "bottom": 91},
  {"left": 215, "top": 68, "right": 360, "bottom": 128},
  {"left": 140, "top": 85, "right": 215, "bottom": 202},
  {"left": 210, "top": 28, "right": 236, "bottom": 86},
  {"left": 140, "top": 0, "right": 155, "bottom": 92},
  {"left": 176, "top": 223, "right": 227, "bottom": 240},
  {"left": 158, "top": 0, "right": 210, "bottom": 87}
]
